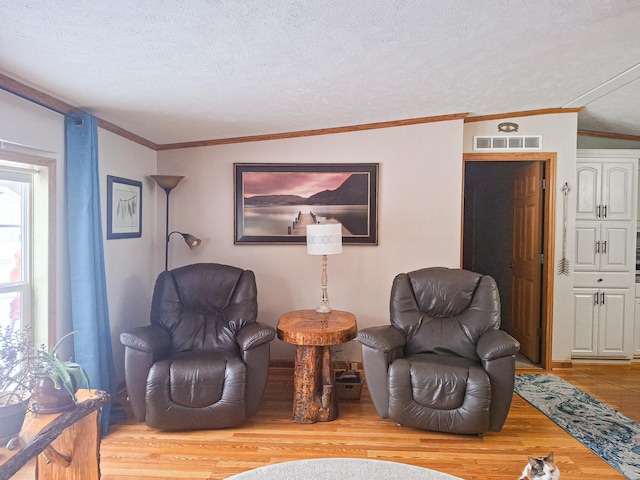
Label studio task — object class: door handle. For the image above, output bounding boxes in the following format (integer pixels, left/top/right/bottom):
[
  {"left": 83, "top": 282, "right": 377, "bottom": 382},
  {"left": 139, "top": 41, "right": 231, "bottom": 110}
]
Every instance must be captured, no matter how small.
[
  {"left": 594, "top": 292, "right": 599, "bottom": 305},
  {"left": 603, "top": 205, "right": 607, "bottom": 218},
  {"left": 602, "top": 241, "right": 607, "bottom": 254},
  {"left": 601, "top": 292, "right": 605, "bottom": 305},
  {"left": 595, "top": 241, "right": 600, "bottom": 254}
]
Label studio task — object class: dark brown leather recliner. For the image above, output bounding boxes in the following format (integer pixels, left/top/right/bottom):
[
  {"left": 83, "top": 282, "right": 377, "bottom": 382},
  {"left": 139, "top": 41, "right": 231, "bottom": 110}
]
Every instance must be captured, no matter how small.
[
  {"left": 357, "top": 267, "right": 520, "bottom": 434},
  {"left": 120, "top": 263, "right": 275, "bottom": 431}
]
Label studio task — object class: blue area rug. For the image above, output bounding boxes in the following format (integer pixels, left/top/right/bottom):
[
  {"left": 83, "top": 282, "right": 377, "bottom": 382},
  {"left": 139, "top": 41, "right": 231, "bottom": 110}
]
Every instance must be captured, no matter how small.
[{"left": 514, "top": 374, "right": 640, "bottom": 479}]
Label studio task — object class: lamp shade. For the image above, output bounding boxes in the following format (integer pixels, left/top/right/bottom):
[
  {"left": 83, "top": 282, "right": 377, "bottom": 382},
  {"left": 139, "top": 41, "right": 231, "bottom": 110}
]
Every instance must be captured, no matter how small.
[
  {"left": 306, "top": 223, "right": 342, "bottom": 255},
  {"left": 168, "top": 231, "right": 202, "bottom": 250},
  {"left": 150, "top": 175, "right": 184, "bottom": 192},
  {"left": 183, "top": 234, "right": 201, "bottom": 250}
]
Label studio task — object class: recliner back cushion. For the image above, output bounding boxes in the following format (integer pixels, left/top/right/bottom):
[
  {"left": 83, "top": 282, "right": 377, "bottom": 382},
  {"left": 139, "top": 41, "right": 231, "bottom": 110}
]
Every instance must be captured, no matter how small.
[
  {"left": 408, "top": 268, "right": 479, "bottom": 317},
  {"left": 390, "top": 267, "right": 501, "bottom": 359},
  {"left": 150, "top": 263, "right": 258, "bottom": 355}
]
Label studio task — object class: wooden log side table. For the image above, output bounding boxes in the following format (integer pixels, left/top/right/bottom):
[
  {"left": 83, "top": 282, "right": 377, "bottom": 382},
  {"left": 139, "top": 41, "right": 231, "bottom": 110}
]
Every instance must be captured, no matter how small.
[
  {"left": 0, "top": 389, "right": 110, "bottom": 480},
  {"left": 277, "top": 309, "right": 357, "bottom": 424}
]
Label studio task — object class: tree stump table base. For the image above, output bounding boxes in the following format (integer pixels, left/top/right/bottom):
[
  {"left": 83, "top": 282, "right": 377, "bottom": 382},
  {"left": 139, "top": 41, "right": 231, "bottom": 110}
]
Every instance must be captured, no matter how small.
[{"left": 277, "top": 310, "right": 357, "bottom": 424}]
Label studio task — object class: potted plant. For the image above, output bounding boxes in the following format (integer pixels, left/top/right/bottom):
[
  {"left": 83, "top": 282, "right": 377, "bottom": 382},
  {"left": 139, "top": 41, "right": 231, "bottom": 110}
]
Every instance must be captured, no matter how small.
[
  {"left": 0, "top": 326, "right": 33, "bottom": 441},
  {"left": 30, "top": 330, "right": 91, "bottom": 414}
]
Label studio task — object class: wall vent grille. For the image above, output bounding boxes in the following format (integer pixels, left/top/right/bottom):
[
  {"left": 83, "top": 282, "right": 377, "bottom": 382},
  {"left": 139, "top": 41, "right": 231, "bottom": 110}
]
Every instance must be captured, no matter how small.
[{"left": 473, "top": 135, "right": 542, "bottom": 151}]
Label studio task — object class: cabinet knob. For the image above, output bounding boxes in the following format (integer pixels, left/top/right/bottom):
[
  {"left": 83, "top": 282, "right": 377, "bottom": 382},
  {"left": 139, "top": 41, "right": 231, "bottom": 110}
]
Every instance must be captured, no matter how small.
[{"left": 597, "top": 278, "right": 603, "bottom": 282}]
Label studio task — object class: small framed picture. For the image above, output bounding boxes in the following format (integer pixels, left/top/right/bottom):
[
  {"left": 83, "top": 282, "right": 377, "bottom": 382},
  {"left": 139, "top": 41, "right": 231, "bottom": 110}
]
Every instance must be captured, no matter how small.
[{"left": 107, "top": 175, "right": 142, "bottom": 239}]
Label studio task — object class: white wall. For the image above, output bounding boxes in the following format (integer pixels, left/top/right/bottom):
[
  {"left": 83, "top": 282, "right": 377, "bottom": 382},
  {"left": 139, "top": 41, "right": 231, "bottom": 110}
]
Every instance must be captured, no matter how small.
[
  {"left": 157, "top": 120, "right": 465, "bottom": 361},
  {"left": 99, "top": 129, "right": 157, "bottom": 386},
  {"left": 0, "top": 90, "right": 70, "bottom": 340},
  {"left": 463, "top": 113, "right": 579, "bottom": 362}
]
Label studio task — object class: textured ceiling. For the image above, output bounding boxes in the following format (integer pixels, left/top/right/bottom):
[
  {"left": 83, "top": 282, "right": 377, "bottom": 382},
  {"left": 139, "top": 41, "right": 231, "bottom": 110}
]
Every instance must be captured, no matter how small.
[{"left": 1, "top": 1, "right": 640, "bottom": 146}]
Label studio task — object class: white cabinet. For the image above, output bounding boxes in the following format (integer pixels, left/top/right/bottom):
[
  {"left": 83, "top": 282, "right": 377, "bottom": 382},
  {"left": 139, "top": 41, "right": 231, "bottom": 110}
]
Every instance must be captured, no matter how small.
[
  {"left": 573, "top": 288, "right": 633, "bottom": 358},
  {"left": 635, "top": 299, "right": 640, "bottom": 358},
  {"left": 573, "top": 150, "right": 639, "bottom": 361},
  {"left": 576, "top": 161, "right": 634, "bottom": 221},
  {"left": 574, "top": 221, "right": 634, "bottom": 272}
]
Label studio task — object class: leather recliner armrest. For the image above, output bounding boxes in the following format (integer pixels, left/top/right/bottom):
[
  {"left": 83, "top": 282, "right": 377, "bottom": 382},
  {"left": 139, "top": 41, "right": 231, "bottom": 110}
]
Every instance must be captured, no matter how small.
[
  {"left": 237, "top": 322, "right": 276, "bottom": 351},
  {"left": 120, "top": 325, "right": 171, "bottom": 354},
  {"left": 120, "top": 325, "right": 171, "bottom": 422},
  {"left": 357, "top": 325, "right": 406, "bottom": 352},
  {"left": 476, "top": 329, "right": 520, "bottom": 361}
]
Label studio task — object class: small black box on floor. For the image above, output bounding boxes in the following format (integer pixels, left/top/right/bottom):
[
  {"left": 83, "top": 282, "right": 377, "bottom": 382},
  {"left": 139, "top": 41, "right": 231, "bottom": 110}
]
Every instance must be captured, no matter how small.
[{"left": 335, "top": 370, "right": 363, "bottom": 400}]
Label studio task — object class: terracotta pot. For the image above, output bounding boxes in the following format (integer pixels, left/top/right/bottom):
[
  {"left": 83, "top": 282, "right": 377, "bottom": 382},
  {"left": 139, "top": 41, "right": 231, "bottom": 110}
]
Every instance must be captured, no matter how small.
[
  {"left": 31, "top": 375, "right": 76, "bottom": 414},
  {"left": 0, "top": 392, "right": 29, "bottom": 442}
]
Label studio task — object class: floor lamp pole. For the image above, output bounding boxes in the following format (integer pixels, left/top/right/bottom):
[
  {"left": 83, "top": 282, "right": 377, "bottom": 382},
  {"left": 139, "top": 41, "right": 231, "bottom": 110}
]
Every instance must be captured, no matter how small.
[
  {"left": 163, "top": 188, "right": 171, "bottom": 271},
  {"left": 150, "top": 175, "right": 184, "bottom": 271}
]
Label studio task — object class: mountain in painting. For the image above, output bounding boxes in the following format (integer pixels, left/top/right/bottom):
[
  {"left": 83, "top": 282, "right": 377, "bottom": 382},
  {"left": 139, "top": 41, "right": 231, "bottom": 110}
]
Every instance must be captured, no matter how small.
[
  {"left": 243, "top": 194, "right": 306, "bottom": 205},
  {"left": 244, "top": 174, "right": 368, "bottom": 206},
  {"left": 305, "top": 174, "right": 368, "bottom": 205}
]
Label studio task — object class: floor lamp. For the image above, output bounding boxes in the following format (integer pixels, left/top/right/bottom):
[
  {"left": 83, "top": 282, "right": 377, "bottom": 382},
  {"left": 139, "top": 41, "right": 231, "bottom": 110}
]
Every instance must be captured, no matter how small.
[
  {"left": 151, "top": 175, "right": 201, "bottom": 270},
  {"left": 306, "top": 222, "right": 342, "bottom": 313}
]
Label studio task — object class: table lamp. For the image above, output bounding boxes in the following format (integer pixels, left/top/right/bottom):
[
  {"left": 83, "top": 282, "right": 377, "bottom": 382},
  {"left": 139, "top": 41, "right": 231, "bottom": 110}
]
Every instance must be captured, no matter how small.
[{"left": 306, "top": 222, "right": 342, "bottom": 313}]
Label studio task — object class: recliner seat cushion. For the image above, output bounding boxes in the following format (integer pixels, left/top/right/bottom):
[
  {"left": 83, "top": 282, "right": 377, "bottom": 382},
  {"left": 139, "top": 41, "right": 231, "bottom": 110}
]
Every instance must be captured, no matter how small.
[
  {"left": 410, "top": 362, "right": 467, "bottom": 410},
  {"left": 164, "top": 351, "right": 229, "bottom": 408},
  {"left": 145, "top": 352, "right": 247, "bottom": 431},
  {"left": 388, "top": 355, "right": 491, "bottom": 434}
]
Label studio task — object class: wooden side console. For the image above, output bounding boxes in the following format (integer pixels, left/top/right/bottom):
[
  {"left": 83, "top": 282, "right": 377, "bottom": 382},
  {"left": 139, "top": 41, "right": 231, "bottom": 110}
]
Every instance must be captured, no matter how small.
[{"left": 0, "top": 389, "right": 110, "bottom": 480}]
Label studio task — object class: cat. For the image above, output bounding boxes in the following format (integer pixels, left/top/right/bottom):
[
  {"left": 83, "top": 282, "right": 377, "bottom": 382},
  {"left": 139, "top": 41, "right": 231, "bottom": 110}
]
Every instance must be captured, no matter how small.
[{"left": 518, "top": 452, "right": 560, "bottom": 480}]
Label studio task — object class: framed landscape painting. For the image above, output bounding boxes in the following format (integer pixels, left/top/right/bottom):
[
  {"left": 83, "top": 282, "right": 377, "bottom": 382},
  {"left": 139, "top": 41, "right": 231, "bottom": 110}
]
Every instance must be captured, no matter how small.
[{"left": 234, "top": 163, "right": 378, "bottom": 245}]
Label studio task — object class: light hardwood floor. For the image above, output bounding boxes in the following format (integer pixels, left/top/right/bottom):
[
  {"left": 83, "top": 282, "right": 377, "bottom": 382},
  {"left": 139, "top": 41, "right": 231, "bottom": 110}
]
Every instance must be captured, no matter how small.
[{"left": 10, "top": 363, "right": 639, "bottom": 479}]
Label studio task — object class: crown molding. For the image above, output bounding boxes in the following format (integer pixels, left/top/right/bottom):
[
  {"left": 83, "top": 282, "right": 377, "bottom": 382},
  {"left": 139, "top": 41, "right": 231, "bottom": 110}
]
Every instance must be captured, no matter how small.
[
  {"left": 0, "top": 73, "right": 159, "bottom": 150},
  {"left": 464, "top": 107, "right": 583, "bottom": 123},
  {"left": 6, "top": 74, "right": 637, "bottom": 150},
  {"left": 577, "top": 129, "right": 640, "bottom": 142},
  {"left": 156, "top": 113, "right": 470, "bottom": 150}
]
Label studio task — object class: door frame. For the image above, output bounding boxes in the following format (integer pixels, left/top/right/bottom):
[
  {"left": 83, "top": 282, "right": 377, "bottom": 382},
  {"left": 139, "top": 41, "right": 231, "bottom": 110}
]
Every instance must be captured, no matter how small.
[{"left": 463, "top": 152, "right": 557, "bottom": 370}]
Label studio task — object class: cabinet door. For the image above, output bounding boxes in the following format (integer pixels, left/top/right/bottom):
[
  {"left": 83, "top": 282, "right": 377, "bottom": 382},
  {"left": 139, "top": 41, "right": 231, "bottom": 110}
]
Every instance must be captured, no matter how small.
[
  {"left": 574, "top": 222, "right": 600, "bottom": 271},
  {"left": 598, "top": 289, "right": 632, "bottom": 357},
  {"left": 601, "top": 163, "right": 634, "bottom": 220},
  {"left": 576, "top": 163, "right": 601, "bottom": 220},
  {"left": 599, "top": 223, "right": 633, "bottom": 271},
  {"left": 634, "top": 299, "right": 640, "bottom": 358},
  {"left": 572, "top": 288, "right": 598, "bottom": 357}
]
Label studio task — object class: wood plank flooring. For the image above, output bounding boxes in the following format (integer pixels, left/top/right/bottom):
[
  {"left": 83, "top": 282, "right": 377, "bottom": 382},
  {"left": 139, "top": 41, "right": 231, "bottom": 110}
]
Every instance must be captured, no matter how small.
[{"left": 9, "top": 363, "right": 639, "bottom": 479}]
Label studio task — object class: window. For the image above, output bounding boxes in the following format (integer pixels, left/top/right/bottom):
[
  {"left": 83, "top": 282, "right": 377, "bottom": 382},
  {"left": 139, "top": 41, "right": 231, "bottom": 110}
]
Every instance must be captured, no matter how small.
[
  {"left": 0, "top": 168, "right": 31, "bottom": 333},
  {"left": 0, "top": 149, "right": 55, "bottom": 347}
]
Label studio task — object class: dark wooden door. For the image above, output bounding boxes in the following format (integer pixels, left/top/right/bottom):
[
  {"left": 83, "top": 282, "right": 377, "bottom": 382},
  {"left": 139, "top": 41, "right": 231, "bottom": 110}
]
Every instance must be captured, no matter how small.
[{"left": 510, "top": 162, "right": 544, "bottom": 363}]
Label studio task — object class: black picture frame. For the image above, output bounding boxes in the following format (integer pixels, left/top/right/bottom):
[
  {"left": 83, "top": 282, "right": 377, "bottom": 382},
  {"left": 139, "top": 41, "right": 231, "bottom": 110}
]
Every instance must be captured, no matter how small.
[
  {"left": 107, "top": 175, "right": 142, "bottom": 239},
  {"left": 234, "top": 163, "right": 378, "bottom": 245}
]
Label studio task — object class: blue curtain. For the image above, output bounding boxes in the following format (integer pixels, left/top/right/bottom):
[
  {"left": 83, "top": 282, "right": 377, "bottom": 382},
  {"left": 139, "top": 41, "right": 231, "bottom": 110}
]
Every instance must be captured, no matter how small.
[{"left": 65, "top": 113, "right": 125, "bottom": 435}]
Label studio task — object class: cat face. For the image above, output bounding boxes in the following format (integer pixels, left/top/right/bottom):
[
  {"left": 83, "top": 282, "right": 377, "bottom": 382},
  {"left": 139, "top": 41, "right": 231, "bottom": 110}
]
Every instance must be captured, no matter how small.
[{"left": 522, "top": 452, "right": 560, "bottom": 480}]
